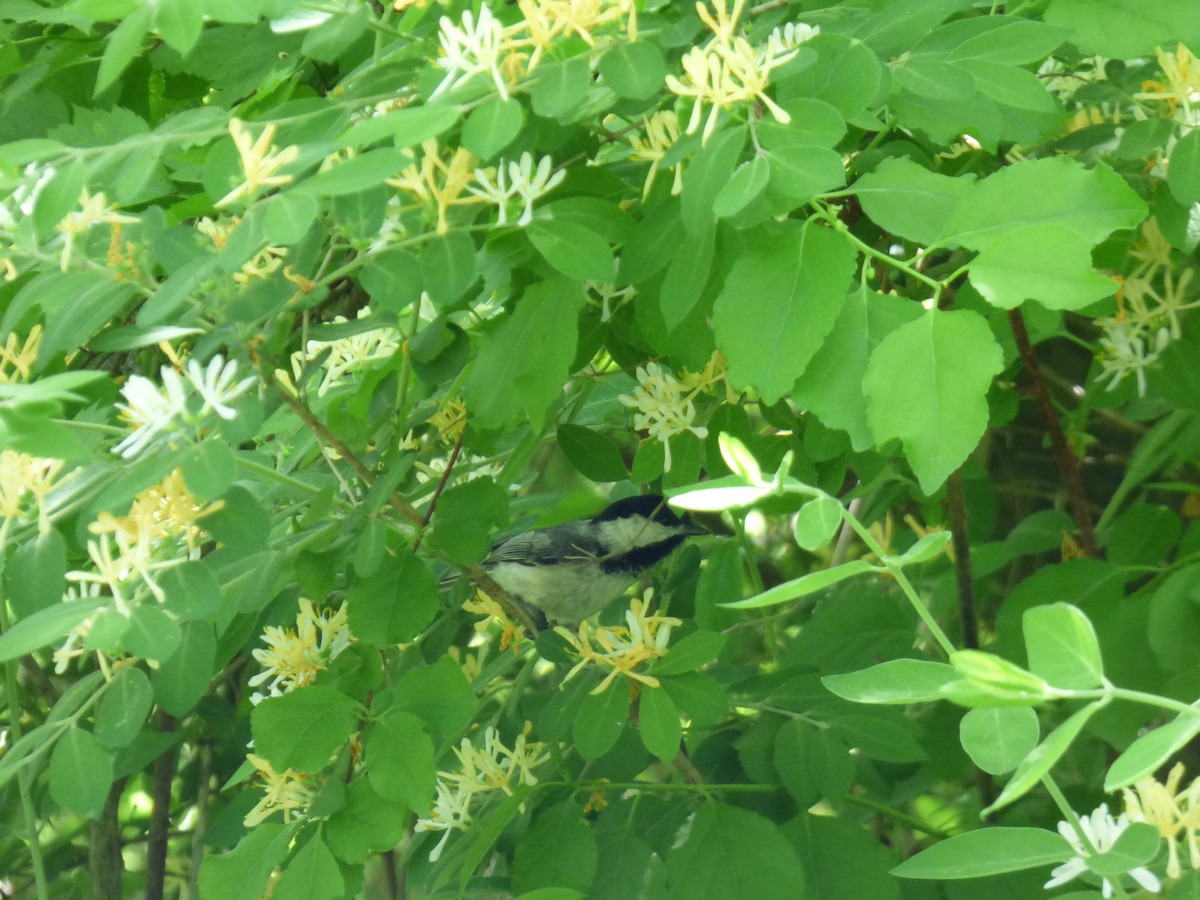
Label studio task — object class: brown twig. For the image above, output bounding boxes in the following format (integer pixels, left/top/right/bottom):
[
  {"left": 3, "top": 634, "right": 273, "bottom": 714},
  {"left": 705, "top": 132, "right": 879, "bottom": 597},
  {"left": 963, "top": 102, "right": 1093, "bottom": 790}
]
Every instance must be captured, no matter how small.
[
  {"left": 1007, "top": 310, "right": 1099, "bottom": 557},
  {"left": 145, "top": 712, "right": 177, "bottom": 900},
  {"left": 89, "top": 778, "right": 127, "bottom": 900},
  {"left": 945, "top": 470, "right": 979, "bottom": 649}
]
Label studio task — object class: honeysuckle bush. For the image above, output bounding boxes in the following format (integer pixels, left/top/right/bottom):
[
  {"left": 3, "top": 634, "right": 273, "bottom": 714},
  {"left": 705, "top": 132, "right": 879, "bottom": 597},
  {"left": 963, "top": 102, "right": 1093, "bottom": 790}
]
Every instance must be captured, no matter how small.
[{"left": 2, "top": 0, "right": 1200, "bottom": 897}]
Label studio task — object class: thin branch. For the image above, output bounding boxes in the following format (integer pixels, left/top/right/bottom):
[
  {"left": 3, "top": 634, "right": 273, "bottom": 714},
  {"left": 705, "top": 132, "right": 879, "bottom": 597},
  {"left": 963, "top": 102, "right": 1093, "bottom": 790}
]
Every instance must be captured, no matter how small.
[
  {"left": 945, "top": 470, "right": 979, "bottom": 649},
  {"left": 145, "top": 712, "right": 177, "bottom": 900}
]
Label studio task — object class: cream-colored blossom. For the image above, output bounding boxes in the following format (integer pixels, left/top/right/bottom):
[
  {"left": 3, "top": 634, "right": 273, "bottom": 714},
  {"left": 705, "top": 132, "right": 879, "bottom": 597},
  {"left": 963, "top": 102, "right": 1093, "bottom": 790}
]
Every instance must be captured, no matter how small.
[
  {"left": 248, "top": 598, "right": 352, "bottom": 703},
  {"left": 619, "top": 359, "right": 720, "bottom": 470},
  {"left": 215, "top": 119, "right": 300, "bottom": 208},
  {"left": 627, "top": 111, "right": 683, "bottom": 199},
  {"left": 390, "top": 139, "right": 478, "bottom": 233},
  {"left": 429, "top": 397, "right": 468, "bottom": 445},
  {"left": 243, "top": 754, "right": 314, "bottom": 826},
  {"left": 1045, "top": 803, "right": 1161, "bottom": 896},
  {"left": 554, "top": 591, "right": 681, "bottom": 693},
  {"left": 56, "top": 189, "right": 138, "bottom": 270},
  {"left": 469, "top": 152, "right": 564, "bottom": 226},
  {"left": 291, "top": 308, "right": 401, "bottom": 397},
  {"left": 1133, "top": 43, "right": 1200, "bottom": 125},
  {"left": 0, "top": 450, "right": 64, "bottom": 530},
  {"left": 432, "top": 4, "right": 513, "bottom": 100},
  {"left": 463, "top": 589, "right": 523, "bottom": 652},
  {"left": 1124, "top": 762, "right": 1200, "bottom": 880},
  {"left": 0, "top": 326, "right": 42, "bottom": 383},
  {"left": 416, "top": 723, "right": 549, "bottom": 860},
  {"left": 89, "top": 469, "right": 219, "bottom": 554},
  {"left": 1096, "top": 321, "right": 1170, "bottom": 397}
]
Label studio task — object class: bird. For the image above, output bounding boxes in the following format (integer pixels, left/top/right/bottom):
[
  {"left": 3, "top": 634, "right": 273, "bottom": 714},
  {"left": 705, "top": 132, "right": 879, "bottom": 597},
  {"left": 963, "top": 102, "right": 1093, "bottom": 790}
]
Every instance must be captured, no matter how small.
[{"left": 447, "top": 494, "right": 706, "bottom": 625}]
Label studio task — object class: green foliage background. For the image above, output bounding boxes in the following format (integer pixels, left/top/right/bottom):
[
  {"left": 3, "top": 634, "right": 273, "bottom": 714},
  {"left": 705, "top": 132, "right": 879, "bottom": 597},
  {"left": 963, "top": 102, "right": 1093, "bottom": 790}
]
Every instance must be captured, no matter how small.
[{"left": 2, "top": 0, "right": 1200, "bottom": 897}]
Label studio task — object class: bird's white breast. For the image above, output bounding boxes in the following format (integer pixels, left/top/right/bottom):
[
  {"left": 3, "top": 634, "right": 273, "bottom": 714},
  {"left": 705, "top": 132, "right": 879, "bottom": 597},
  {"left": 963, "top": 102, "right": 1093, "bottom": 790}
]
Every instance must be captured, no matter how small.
[{"left": 488, "top": 561, "right": 635, "bottom": 623}]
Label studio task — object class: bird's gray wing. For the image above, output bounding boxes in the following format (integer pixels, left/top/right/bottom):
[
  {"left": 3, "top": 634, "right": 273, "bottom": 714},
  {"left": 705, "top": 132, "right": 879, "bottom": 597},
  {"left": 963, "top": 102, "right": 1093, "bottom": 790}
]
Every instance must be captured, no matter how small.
[{"left": 484, "top": 527, "right": 606, "bottom": 567}]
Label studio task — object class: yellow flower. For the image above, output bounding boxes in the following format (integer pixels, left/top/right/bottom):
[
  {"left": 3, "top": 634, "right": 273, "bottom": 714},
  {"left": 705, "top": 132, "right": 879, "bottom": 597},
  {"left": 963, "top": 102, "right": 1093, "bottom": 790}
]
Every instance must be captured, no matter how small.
[
  {"left": 243, "top": 754, "right": 314, "bottom": 826},
  {"left": 627, "top": 111, "right": 683, "bottom": 199},
  {"left": 214, "top": 118, "right": 300, "bottom": 209},
  {"left": 248, "top": 599, "right": 352, "bottom": 702},
  {"left": 1133, "top": 43, "right": 1200, "bottom": 120},
  {"left": 463, "top": 589, "right": 522, "bottom": 652},
  {"left": 0, "top": 325, "right": 42, "bottom": 383},
  {"left": 0, "top": 449, "right": 64, "bottom": 528},
  {"left": 554, "top": 591, "right": 681, "bottom": 693},
  {"left": 618, "top": 359, "right": 715, "bottom": 471},
  {"left": 390, "top": 139, "right": 478, "bottom": 233},
  {"left": 89, "top": 469, "right": 220, "bottom": 554},
  {"left": 56, "top": 188, "right": 138, "bottom": 270},
  {"left": 1124, "top": 762, "right": 1200, "bottom": 879}
]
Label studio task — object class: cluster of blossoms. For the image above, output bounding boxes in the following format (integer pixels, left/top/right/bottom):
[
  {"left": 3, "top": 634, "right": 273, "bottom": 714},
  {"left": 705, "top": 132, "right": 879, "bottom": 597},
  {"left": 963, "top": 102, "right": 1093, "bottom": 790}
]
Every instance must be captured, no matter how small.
[
  {"left": 1096, "top": 220, "right": 1198, "bottom": 396},
  {"left": 287, "top": 307, "right": 401, "bottom": 398},
  {"left": 247, "top": 597, "right": 352, "bottom": 703},
  {"left": 430, "top": 0, "right": 635, "bottom": 103},
  {"left": 56, "top": 188, "right": 139, "bottom": 271},
  {"left": 415, "top": 723, "right": 550, "bottom": 860},
  {"left": 196, "top": 216, "right": 288, "bottom": 284},
  {"left": 243, "top": 754, "right": 315, "bottom": 827},
  {"left": 462, "top": 589, "right": 524, "bottom": 652},
  {"left": 665, "top": 0, "right": 818, "bottom": 142},
  {"left": 390, "top": 139, "right": 564, "bottom": 232},
  {"left": 56, "top": 470, "right": 217, "bottom": 672},
  {"left": 1123, "top": 762, "right": 1200, "bottom": 880},
  {"left": 555, "top": 591, "right": 681, "bottom": 693},
  {"left": 214, "top": 118, "right": 300, "bottom": 209},
  {"left": 618, "top": 352, "right": 726, "bottom": 470},
  {"left": 0, "top": 449, "right": 65, "bottom": 533},
  {"left": 114, "top": 354, "right": 257, "bottom": 458}
]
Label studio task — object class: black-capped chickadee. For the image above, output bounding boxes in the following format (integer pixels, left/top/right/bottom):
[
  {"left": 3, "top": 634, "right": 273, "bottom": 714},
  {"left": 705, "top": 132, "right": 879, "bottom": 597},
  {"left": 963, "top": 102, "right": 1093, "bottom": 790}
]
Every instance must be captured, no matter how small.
[{"left": 450, "top": 494, "right": 706, "bottom": 624}]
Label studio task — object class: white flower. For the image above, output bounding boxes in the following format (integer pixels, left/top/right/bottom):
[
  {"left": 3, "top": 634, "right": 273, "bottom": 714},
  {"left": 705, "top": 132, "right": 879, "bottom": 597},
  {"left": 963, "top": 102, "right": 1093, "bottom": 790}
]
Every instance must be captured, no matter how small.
[
  {"left": 415, "top": 781, "right": 474, "bottom": 861},
  {"left": 113, "top": 370, "right": 191, "bottom": 458},
  {"left": 431, "top": 4, "right": 510, "bottom": 100},
  {"left": 761, "top": 21, "right": 819, "bottom": 60},
  {"left": 467, "top": 164, "right": 515, "bottom": 225},
  {"left": 618, "top": 361, "right": 709, "bottom": 471},
  {"left": 1097, "top": 321, "right": 1170, "bottom": 397},
  {"left": 1045, "top": 803, "right": 1162, "bottom": 898},
  {"left": 186, "top": 355, "right": 256, "bottom": 419},
  {"left": 507, "top": 153, "right": 565, "bottom": 226}
]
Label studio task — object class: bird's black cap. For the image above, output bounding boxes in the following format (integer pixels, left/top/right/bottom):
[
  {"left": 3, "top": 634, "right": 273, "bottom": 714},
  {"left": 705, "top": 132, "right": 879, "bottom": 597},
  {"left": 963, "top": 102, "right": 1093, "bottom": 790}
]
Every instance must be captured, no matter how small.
[{"left": 593, "top": 494, "right": 706, "bottom": 535}]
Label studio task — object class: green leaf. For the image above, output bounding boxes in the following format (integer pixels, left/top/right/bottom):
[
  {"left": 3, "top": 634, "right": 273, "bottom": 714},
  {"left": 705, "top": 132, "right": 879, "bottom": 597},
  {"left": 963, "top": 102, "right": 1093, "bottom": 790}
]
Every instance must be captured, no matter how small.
[
  {"left": 650, "top": 630, "right": 725, "bottom": 675},
  {"left": 599, "top": 41, "right": 666, "bottom": 100},
  {"left": 946, "top": 17, "right": 1070, "bottom": 64},
  {"left": 659, "top": 221, "right": 714, "bottom": 330},
  {"left": 511, "top": 801, "right": 598, "bottom": 895},
  {"left": 713, "top": 220, "right": 857, "bottom": 404},
  {"left": 0, "top": 598, "right": 106, "bottom": 662},
  {"left": 263, "top": 191, "right": 319, "bottom": 245},
  {"left": 1044, "top": 0, "right": 1199, "bottom": 57},
  {"left": 346, "top": 548, "right": 440, "bottom": 643},
  {"left": 792, "top": 285, "right": 923, "bottom": 451},
  {"left": 959, "top": 707, "right": 1040, "bottom": 774},
  {"left": 984, "top": 701, "right": 1104, "bottom": 815},
  {"left": 202, "top": 486, "right": 270, "bottom": 550},
  {"left": 681, "top": 128, "right": 745, "bottom": 233},
  {"left": 774, "top": 719, "right": 853, "bottom": 806},
  {"left": 95, "top": 666, "right": 153, "bottom": 747},
  {"left": 556, "top": 424, "right": 628, "bottom": 482},
  {"left": 942, "top": 157, "right": 1147, "bottom": 251},
  {"left": 592, "top": 827, "right": 666, "bottom": 900},
  {"left": 365, "top": 711, "right": 436, "bottom": 815},
  {"left": 1086, "top": 823, "right": 1161, "bottom": 877},
  {"left": 154, "top": 0, "right": 204, "bottom": 55},
  {"left": 49, "top": 726, "right": 115, "bottom": 818},
  {"left": 765, "top": 144, "right": 845, "bottom": 201},
  {"left": 272, "top": 833, "right": 344, "bottom": 900},
  {"left": 721, "top": 561, "right": 877, "bottom": 609},
  {"left": 182, "top": 439, "right": 236, "bottom": 501},
  {"left": 950, "top": 650, "right": 1053, "bottom": 701},
  {"left": 1169, "top": 129, "right": 1200, "bottom": 205},
  {"left": 1023, "top": 603, "right": 1104, "bottom": 690},
  {"left": 969, "top": 224, "right": 1116, "bottom": 310},
  {"left": 886, "top": 531, "right": 952, "bottom": 566},
  {"left": 794, "top": 496, "right": 843, "bottom": 551},
  {"left": 528, "top": 220, "right": 614, "bottom": 282},
  {"left": 714, "top": 156, "right": 769, "bottom": 218},
  {"left": 822, "top": 659, "right": 959, "bottom": 704},
  {"left": 1105, "top": 714, "right": 1200, "bottom": 791},
  {"left": 325, "top": 780, "right": 409, "bottom": 864},
  {"left": 618, "top": 199, "right": 683, "bottom": 284},
  {"left": 95, "top": 6, "right": 152, "bottom": 94},
  {"left": 668, "top": 480, "right": 773, "bottom": 512},
  {"left": 531, "top": 56, "right": 590, "bottom": 119},
  {"left": 159, "top": 561, "right": 223, "bottom": 620},
  {"left": 892, "top": 827, "right": 1070, "bottom": 878},
  {"left": 464, "top": 280, "right": 584, "bottom": 430},
  {"left": 864, "top": 308, "right": 1004, "bottom": 493},
  {"left": 6, "top": 527, "right": 67, "bottom": 618},
  {"left": 666, "top": 801, "right": 806, "bottom": 900},
  {"left": 360, "top": 248, "right": 422, "bottom": 310},
  {"left": 153, "top": 621, "right": 216, "bottom": 716},
  {"left": 638, "top": 684, "right": 681, "bottom": 763},
  {"left": 893, "top": 56, "right": 977, "bottom": 101},
  {"left": 122, "top": 605, "right": 182, "bottom": 662},
  {"left": 296, "top": 149, "right": 406, "bottom": 196},
  {"left": 251, "top": 685, "right": 359, "bottom": 773},
  {"left": 462, "top": 97, "right": 524, "bottom": 160},
  {"left": 390, "top": 656, "right": 479, "bottom": 737},
  {"left": 426, "top": 478, "right": 509, "bottom": 565},
  {"left": 336, "top": 105, "right": 460, "bottom": 150},
  {"left": 32, "top": 163, "right": 88, "bottom": 239},
  {"left": 573, "top": 682, "right": 630, "bottom": 761},
  {"left": 853, "top": 156, "right": 975, "bottom": 246},
  {"left": 198, "top": 824, "right": 291, "bottom": 900}
]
